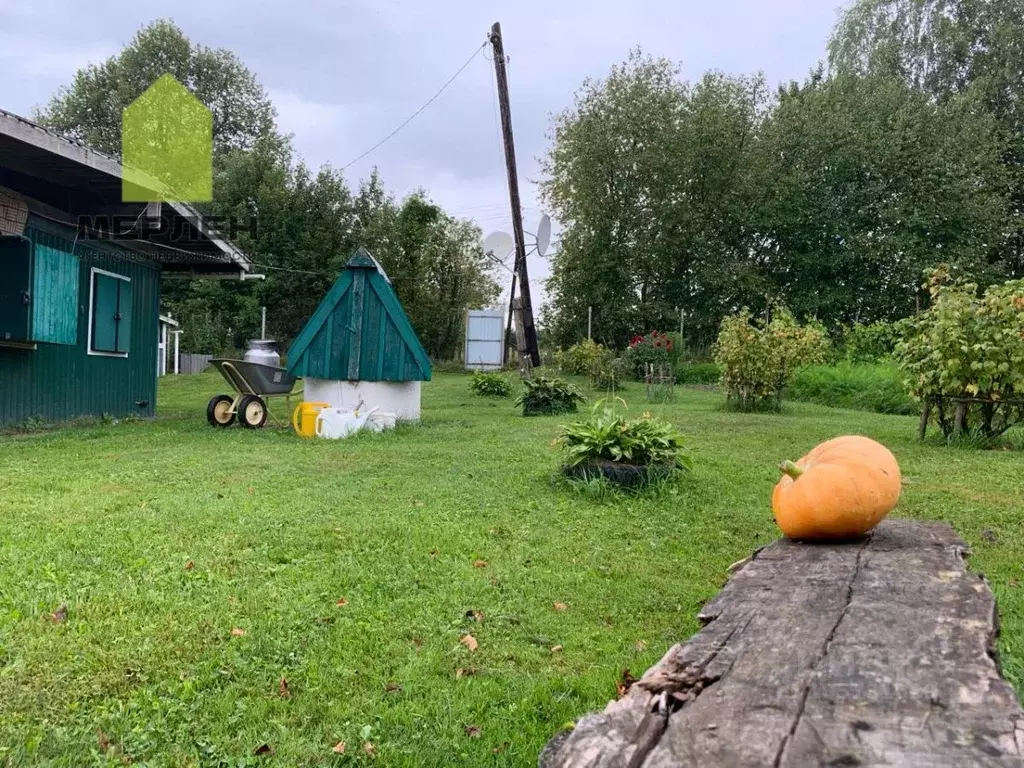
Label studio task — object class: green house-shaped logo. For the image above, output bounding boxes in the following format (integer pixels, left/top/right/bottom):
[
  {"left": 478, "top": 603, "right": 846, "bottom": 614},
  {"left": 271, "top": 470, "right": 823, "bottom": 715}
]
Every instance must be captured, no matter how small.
[{"left": 122, "top": 74, "right": 213, "bottom": 202}]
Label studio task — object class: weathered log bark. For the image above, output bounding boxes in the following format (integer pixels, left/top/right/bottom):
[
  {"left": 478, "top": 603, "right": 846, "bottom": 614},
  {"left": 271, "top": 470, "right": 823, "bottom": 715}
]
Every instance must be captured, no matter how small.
[{"left": 540, "top": 520, "right": 1024, "bottom": 767}]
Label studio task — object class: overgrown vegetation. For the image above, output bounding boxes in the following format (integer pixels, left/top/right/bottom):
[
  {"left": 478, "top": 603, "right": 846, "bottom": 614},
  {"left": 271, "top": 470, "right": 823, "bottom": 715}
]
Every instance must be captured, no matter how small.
[
  {"left": 788, "top": 362, "right": 917, "bottom": 416},
  {"left": 469, "top": 372, "right": 514, "bottom": 398},
  {"left": 514, "top": 377, "right": 586, "bottom": 416},
  {"left": 674, "top": 362, "right": 721, "bottom": 386},
  {"left": 553, "top": 340, "right": 626, "bottom": 390},
  {"left": 714, "top": 307, "right": 829, "bottom": 411},
  {"left": 895, "top": 266, "right": 1024, "bottom": 441}
]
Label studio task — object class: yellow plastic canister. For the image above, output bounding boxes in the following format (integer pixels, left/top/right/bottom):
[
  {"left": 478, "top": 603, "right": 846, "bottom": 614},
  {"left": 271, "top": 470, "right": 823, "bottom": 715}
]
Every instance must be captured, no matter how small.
[{"left": 292, "top": 402, "right": 330, "bottom": 438}]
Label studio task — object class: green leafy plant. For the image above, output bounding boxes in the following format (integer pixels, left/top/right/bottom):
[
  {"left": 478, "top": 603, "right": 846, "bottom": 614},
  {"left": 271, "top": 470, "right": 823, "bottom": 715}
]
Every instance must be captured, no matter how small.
[
  {"left": 514, "top": 377, "right": 586, "bottom": 416},
  {"left": 469, "top": 371, "right": 513, "bottom": 397},
  {"left": 839, "top": 321, "right": 899, "bottom": 363},
  {"left": 895, "top": 266, "right": 1024, "bottom": 441},
  {"left": 674, "top": 362, "right": 721, "bottom": 385},
  {"left": 555, "top": 339, "right": 626, "bottom": 389},
  {"left": 556, "top": 400, "right": 692, "bottom": 473},
  {"left": 714, "top": 306, "right": 829, "bottom": 411}
]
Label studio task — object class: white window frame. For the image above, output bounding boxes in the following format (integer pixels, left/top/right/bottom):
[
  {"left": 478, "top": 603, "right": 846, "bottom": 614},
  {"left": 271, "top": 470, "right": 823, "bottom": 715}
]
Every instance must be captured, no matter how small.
[{"left": 87, "top": 267, "right": 131, "bottom": 358}]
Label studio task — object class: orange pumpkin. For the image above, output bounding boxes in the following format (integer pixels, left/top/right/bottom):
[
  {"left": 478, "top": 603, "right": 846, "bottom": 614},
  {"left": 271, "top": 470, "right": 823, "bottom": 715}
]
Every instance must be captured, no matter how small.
[{"left": 772, "top": 436, "right": 901, "bottom": 540}]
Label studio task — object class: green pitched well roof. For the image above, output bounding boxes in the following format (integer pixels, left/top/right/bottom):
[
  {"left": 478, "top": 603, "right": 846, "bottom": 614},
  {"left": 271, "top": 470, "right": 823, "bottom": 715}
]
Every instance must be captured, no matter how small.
[{"left": 286, "top": 248, "right": 432, "bottom": 382}]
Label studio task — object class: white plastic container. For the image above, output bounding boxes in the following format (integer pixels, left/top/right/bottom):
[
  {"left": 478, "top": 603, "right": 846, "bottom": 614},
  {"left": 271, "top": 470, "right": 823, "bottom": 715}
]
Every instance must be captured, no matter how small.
[
  {"left": 367, "top": 411, "right": 398, "bottom": 432},
  {"left": 315, "top": 407, "right": 375, "bottom": 439}
]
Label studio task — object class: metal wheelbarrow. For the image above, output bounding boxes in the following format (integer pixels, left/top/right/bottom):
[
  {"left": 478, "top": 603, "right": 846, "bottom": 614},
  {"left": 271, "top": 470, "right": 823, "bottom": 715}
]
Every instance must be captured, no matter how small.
[{"left": 206, "top": 359, "right": 302, "bottom": 428}]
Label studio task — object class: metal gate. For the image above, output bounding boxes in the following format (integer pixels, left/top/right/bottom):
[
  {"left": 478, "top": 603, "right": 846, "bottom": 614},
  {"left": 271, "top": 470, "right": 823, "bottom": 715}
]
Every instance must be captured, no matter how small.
[{"left": 464, "top": 310, "right": 504, "bottom": 370}]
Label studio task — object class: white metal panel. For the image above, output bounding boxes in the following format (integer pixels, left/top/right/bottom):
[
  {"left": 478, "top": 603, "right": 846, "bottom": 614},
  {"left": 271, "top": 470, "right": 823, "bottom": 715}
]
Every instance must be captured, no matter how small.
[{"left": 465, "top": 310, "right": 504, "bottom": 370}]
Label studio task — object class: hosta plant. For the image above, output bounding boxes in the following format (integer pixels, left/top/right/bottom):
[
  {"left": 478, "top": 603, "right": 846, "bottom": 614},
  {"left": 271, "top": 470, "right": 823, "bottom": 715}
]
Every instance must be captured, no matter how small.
[
  {"left": 556, "top": 400, "right": 692, "bottom": 487},
  {"left": 895, "top": 266, "right": 1024, "bottom": 441},
  {"left": 714, "top": 306, "right": 829, "bottom": 411},
  {"left": 470, "top": 371, "right": 513, "bottom": 397},
  {"left": 514, "top": 377, "right": 586, "bottom": 416}
]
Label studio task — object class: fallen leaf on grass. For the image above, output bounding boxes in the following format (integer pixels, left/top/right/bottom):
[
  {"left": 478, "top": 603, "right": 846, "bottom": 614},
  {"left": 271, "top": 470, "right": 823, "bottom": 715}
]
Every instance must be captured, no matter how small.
[
  {"left": 332, "top": 741, "right": 346, "bottom": 754},
  {"left": 634, "top": 640, "right": 647, "bottom": 651},
  {"left": 553, "top": 602, "right": 567, "bottom": 611},
  {"left": 429, "top": 548, "right": 440, "bottom": 558},
  {"left": 465, "top": 610, "right": 484, "bottom": 623},
  {"left": 363, "top": 742, "right": 376, "bottom": 758},
  {"left": 493, "top": 742, "right": 510, "bottom": 754},
  {"left": 247, "top": 487, "right": 255, "bottom": 496},
  {"left": 231, "top": 628, "right": 246, "bottom": 637},
  {"left": 335, "top": 597, "right": 349, "bottom": 607},
  {"left": 616, "top": 669, "right": 636, "bottom": 699},
  {"left": 460, "top": 634, "right": 478, "bottom": 652},
  {"left": 49, "top": 603, "right": 68, "bottom": 623},
  {"left": 385, "top": 682, "right": 402, "bottom": 694},
  {"left": 455, "top": 666, "right": 478, "bottom": 678},
  {"left": 184, "top": 560, "right": 195, "bottom": 571},
  {"left": 97, "top": 729, "right": 111, "bottom": 752},
  {"left": 551, "top": 645, "right": 564, "bottom": 654},
  {"left": 473, "top": 560, "right": 488, "bottom": 568},
  {"left": 464, "top": 725, "right": 481, "bottom": 738},
  {"left": 254, "top": 743, "right": 273, "bottom": 756},
  {"left": 279, "top": 678, "right": 290, "bottom": 698}
]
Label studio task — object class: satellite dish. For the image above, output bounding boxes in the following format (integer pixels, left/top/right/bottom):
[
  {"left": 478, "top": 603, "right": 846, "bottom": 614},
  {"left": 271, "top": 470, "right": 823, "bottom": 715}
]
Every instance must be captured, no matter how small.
[
  {"left": 535, "top": 214, "right": 552, "bottom": 257},
  {"left": 483, "top": 231, "right": 514, "bottom": 258}
]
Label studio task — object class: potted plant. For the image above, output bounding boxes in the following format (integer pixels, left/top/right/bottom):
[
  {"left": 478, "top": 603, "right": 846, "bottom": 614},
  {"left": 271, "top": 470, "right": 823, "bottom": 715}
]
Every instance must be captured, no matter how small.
[
  {"left": 556, "top": 400, "right": 692, "bottom": 488},
  {"left": 514, "top": 377, "right": 586, "bottom": 416}
]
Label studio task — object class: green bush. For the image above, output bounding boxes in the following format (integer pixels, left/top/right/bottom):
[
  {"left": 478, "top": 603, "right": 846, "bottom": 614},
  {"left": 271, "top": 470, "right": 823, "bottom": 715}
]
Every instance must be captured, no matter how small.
[
  {"left": 557, "top": 401, "right": 692, "bottom": 470},
  {"left": 895, "top": 266, "right": 1024, "bottom": 440},
  {"left": 514, "top": 377, "right": 586, "bottom": 416},
  {"left": 469, "top": 371, "right": 513, "bottom": 397},
  {"left": 674, "top": 362, "right": 721, "bottom": 385},
  {"left": 788, "top": 362, "right": 918, "bottom": 415},
  {"left": 555, "top": 339, "right": 626, "bottom": 389},
  {"left": 714, "top": 306, "right": 829, "bottom": 411},
  {"left": 838, "top": 321, "right": 899, "bottom": 362}
]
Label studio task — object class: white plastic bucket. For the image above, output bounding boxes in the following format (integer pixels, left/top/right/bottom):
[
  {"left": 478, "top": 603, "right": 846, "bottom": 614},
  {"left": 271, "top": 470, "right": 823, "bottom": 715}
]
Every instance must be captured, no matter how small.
[{"left": 367, "top": 411, "right": 398, "bottom": 432}]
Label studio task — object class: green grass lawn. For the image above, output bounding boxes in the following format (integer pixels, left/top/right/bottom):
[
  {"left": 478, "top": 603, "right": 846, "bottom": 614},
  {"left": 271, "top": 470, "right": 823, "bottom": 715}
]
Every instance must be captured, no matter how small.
[{"left": 1, "top": 372, "right": 1023, "bottom": 766}]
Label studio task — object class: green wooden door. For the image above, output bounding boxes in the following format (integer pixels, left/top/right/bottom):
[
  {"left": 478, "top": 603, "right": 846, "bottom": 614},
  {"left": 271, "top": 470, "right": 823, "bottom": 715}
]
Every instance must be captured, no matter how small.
[{"left": 0, "top": 236, "right": 32, "bottom": 341}]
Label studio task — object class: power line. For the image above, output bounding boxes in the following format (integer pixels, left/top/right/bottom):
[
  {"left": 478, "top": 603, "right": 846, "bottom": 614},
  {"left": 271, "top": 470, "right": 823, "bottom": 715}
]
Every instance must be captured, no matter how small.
[{"left": 340, "top": 42, "right": 488, "bottom": 172}]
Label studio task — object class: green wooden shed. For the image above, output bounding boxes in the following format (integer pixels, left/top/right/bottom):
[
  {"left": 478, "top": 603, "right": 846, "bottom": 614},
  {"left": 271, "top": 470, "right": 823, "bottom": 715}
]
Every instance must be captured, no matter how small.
[
  {"left": 287, "top": 248, "right": 430, "bottom": 421},
  {"left": 0, "top": 108, "right": 250, "bottom": 428}
]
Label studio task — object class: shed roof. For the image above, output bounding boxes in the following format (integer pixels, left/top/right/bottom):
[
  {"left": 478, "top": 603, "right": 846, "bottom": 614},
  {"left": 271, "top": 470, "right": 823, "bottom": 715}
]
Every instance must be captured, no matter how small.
[
  {"left": 286, "top": 248, "right": 432, "bottom": 382},
  {"left": 0, "top": 108, "right": 249, "bottom": 275}
]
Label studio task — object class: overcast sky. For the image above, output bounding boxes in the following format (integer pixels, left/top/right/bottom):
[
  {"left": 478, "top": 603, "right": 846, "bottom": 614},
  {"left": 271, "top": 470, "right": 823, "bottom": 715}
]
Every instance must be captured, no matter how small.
[{"left": 1, "top": 0, "right": 847, "bottom": 308}]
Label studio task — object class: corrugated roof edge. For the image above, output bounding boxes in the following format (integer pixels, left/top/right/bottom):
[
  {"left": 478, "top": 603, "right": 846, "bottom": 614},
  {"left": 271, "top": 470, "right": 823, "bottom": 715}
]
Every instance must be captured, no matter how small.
[{"left": 0, "top": 108, "right": 250, "bottom": 272}]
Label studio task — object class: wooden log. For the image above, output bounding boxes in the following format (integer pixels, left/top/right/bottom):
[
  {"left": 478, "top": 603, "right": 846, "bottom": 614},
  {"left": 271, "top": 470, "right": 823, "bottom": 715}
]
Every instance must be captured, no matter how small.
[{"left": 540, "top": 520, "right": 1024, "bottom": 767}]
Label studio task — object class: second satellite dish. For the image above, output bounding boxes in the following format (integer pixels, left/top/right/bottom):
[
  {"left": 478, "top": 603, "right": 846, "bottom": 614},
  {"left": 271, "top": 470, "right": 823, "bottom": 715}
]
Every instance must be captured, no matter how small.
[
  {"left": 483, "top": 231, "right": 514, "bottom": 258},
  {"left": 536, "top": 215, "right": 551, "bottom": 257}
]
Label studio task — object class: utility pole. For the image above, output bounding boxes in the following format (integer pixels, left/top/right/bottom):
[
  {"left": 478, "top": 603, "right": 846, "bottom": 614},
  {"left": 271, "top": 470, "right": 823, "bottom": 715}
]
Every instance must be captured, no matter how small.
[
  {"left": 503, "top": 272, "right": 517, "bottom": 365},
  {"left": 489, "top": 21, "right": 540, "bottom": 368}
]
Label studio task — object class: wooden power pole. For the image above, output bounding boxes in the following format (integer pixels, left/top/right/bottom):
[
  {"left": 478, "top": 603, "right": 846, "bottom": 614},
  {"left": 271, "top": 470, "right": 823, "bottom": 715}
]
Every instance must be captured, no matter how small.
[{"left": 489, "top": 21, "right": 540, "bottom": 368}]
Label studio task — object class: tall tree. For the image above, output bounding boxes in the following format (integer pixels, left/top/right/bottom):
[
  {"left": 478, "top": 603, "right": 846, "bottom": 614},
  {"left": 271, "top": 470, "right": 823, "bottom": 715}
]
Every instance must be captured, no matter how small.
[
  {"left": 541, "top": 51, "right": 770, "bottom": 349},
  {"left": 757, "top": 71, "right": 1011, "bottom": 323},
  {"left": 36, "top": 19, "right": 277, "bottom": 156},
  {"left": 829, "top": 0, "right": 1024, "bottom": 270}
]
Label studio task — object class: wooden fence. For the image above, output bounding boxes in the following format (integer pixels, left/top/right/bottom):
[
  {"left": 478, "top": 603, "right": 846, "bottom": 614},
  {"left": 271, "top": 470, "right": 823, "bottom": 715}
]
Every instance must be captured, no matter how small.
[{"left": 178, "top": 353, "right": 213, "bottom": 375}]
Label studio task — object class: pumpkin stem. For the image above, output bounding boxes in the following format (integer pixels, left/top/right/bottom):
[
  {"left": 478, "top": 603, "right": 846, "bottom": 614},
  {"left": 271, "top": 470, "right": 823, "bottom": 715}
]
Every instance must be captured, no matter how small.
[{"left": 779, "top": 460, "right": 804, "bottom": 479}]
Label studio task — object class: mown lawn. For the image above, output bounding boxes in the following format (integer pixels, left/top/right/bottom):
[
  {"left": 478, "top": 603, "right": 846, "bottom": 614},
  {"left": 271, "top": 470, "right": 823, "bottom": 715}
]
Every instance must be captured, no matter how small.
[{"left": 1, "top": 372, "right": 1023, "bottom": 766}]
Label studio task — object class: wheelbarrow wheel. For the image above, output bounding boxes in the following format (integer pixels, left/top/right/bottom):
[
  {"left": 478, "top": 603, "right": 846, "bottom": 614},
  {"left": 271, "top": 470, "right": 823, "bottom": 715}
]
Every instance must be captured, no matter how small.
[
  {"left": 207, "top": 394, "right": 236, "bottom": 427},
  {"left": 239, "top": 395, "right": 268, "bottom": 429}
]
